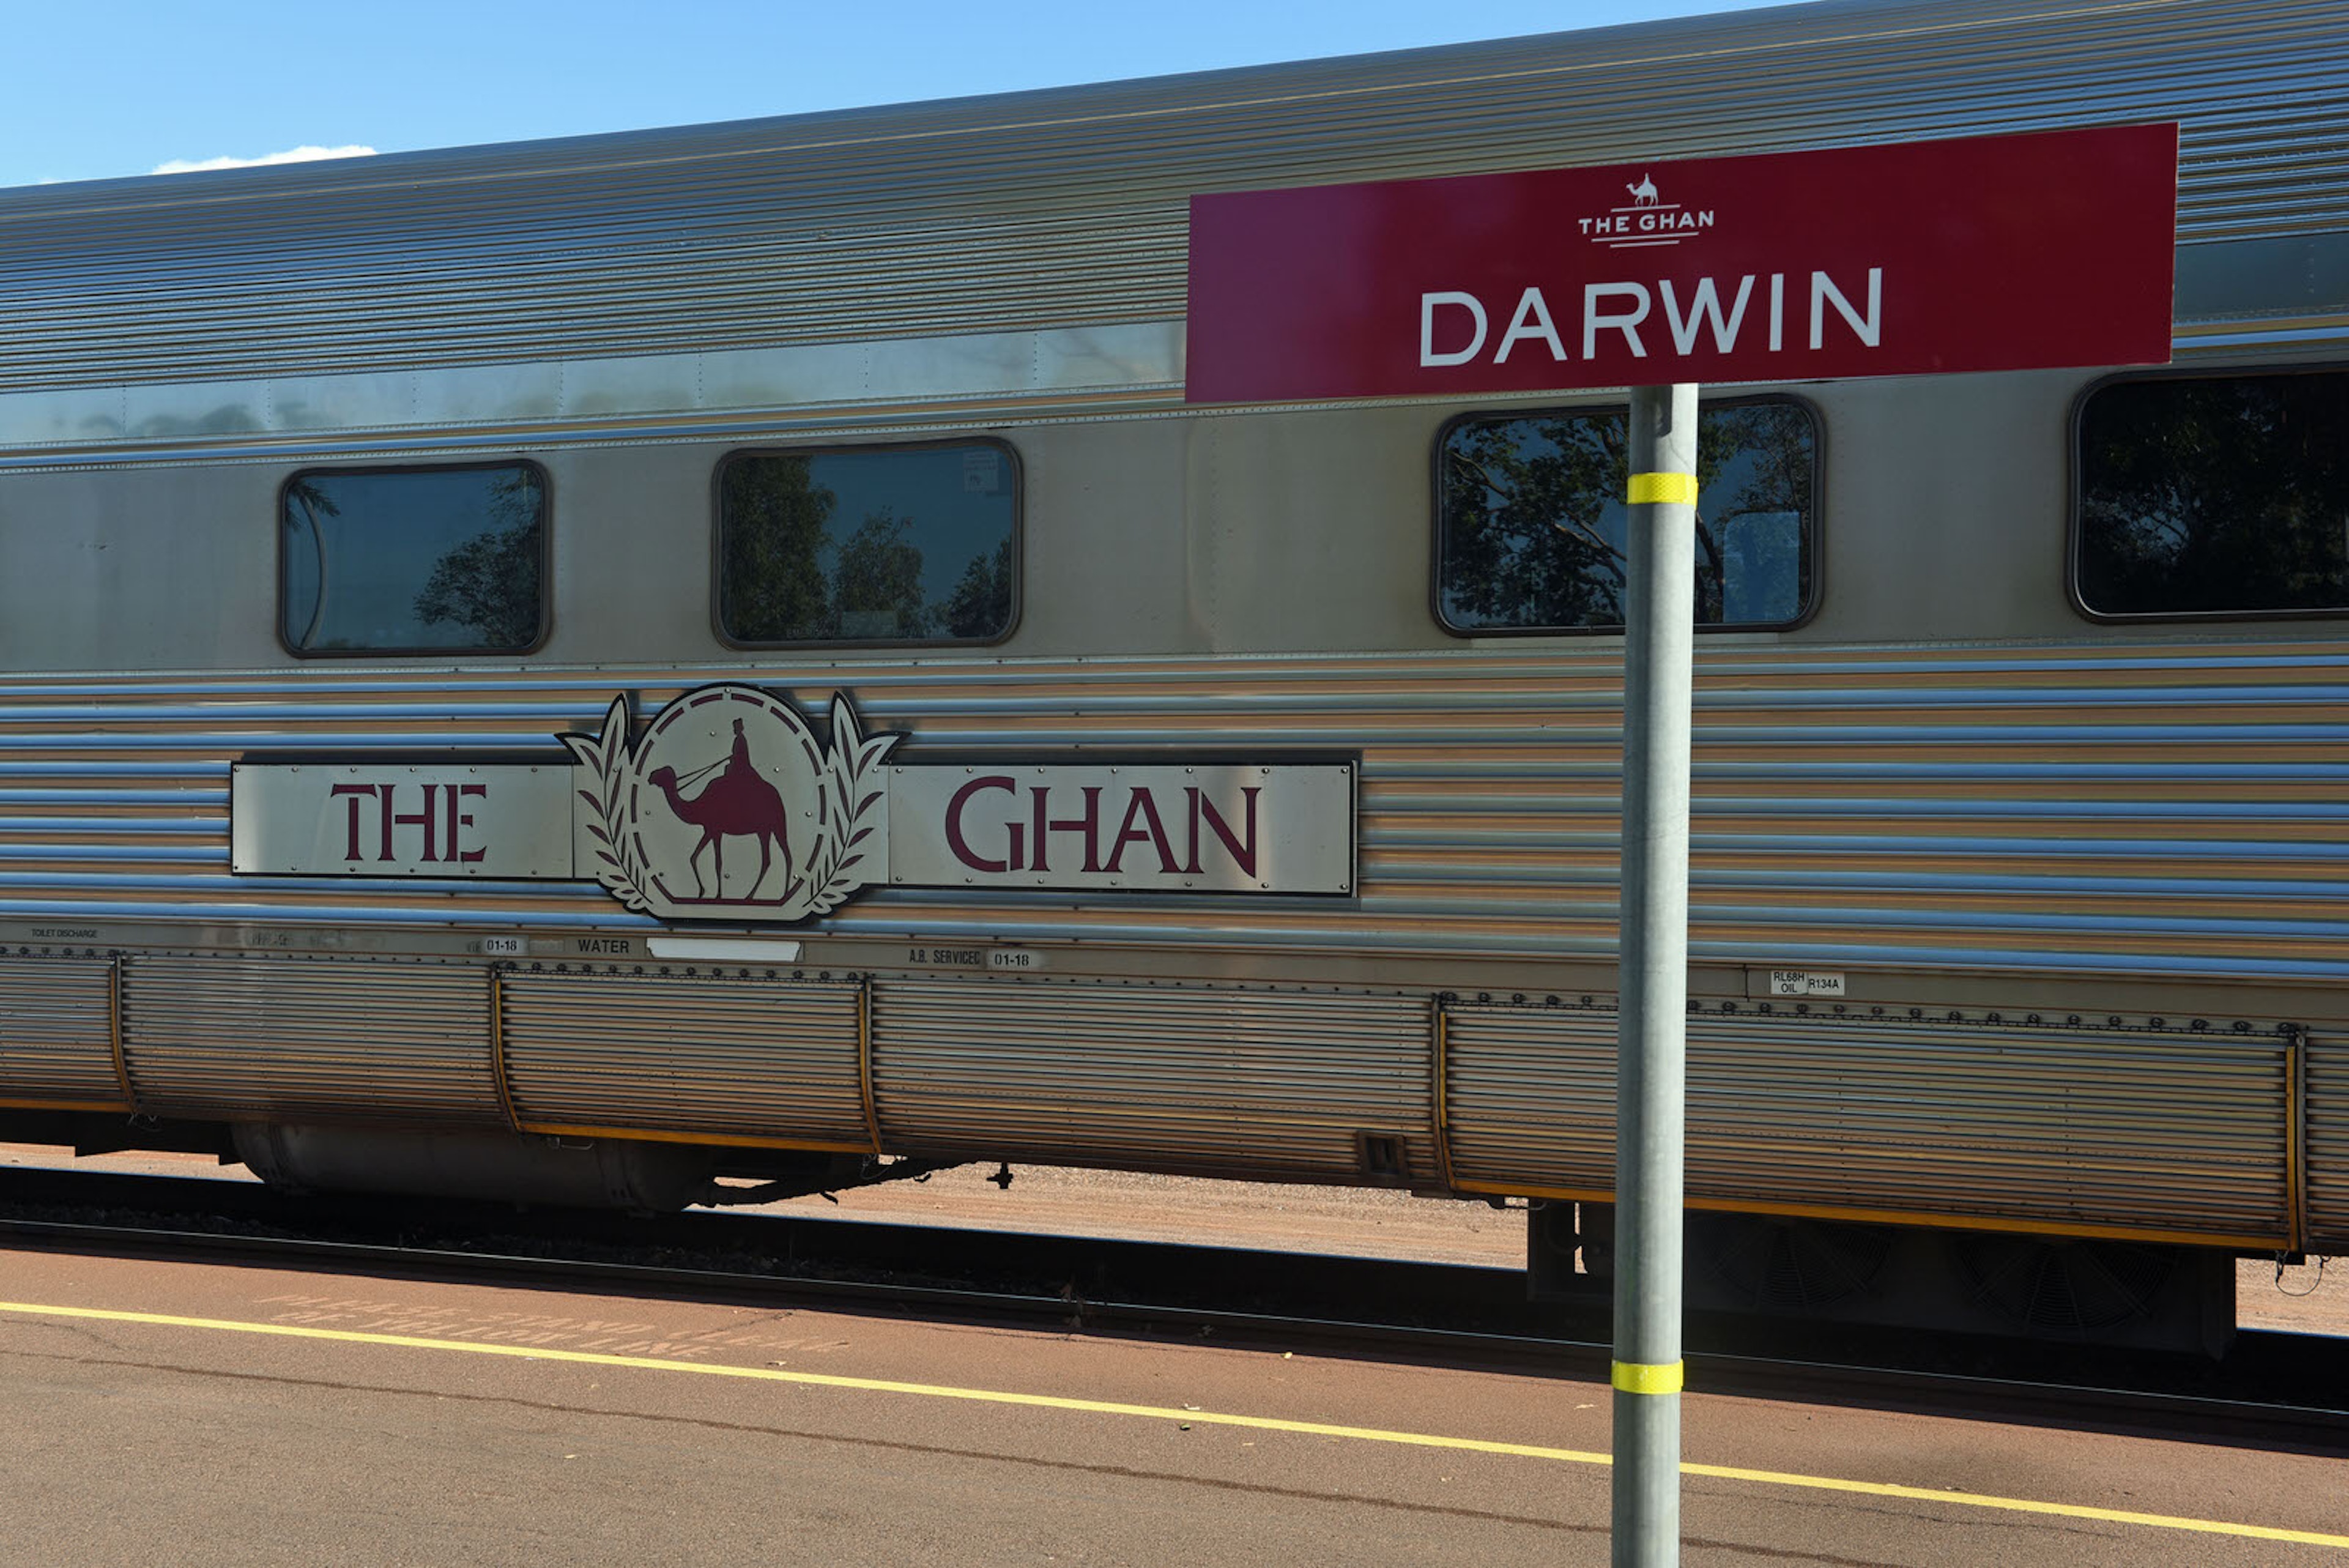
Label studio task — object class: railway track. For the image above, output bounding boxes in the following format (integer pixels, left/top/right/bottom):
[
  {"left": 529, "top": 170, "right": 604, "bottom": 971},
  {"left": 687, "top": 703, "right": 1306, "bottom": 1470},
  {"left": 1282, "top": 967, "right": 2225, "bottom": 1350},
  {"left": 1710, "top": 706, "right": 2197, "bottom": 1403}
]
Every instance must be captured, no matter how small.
[{"left": 2, "top": 1164, "right": 2343, "bottom": 1452}]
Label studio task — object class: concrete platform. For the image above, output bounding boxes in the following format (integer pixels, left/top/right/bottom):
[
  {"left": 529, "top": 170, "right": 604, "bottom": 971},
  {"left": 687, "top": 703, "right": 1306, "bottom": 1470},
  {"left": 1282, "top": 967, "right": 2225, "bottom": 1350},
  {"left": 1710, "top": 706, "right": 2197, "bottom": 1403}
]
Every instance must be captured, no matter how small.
[{"left": 2, "top": 1241, "right": 2346, "bottom": 1564}]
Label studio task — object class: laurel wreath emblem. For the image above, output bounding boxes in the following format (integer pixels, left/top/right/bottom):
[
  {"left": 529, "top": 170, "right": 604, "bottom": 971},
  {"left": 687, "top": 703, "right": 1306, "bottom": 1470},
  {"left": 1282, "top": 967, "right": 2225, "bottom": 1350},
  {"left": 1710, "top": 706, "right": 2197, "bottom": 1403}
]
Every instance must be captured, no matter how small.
[
  {"left": 799, "top": 696, "right": 899, "bottom": 917},
  {"left": 560, "top": 697, "right": 659, "bottom": 915},
  {"left": 560, "top": 689, "right": 897, "bottom": 922}
]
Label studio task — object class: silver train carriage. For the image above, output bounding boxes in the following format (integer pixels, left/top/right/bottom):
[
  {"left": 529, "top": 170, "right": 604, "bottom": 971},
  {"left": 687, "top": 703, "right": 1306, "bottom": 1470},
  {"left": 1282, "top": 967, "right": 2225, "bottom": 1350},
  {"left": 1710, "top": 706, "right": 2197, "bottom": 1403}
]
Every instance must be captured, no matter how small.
[{"left": 2, "top": 0, "right": 2346, "bottom": 1347}]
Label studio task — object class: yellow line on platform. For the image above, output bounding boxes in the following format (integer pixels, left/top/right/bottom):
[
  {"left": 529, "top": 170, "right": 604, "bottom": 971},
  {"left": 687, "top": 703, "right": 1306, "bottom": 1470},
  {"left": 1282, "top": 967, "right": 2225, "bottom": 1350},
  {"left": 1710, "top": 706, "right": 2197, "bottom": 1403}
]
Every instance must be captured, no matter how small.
[{"left": 4, "top": 1299, "right": 2344, "bottom": 1551}]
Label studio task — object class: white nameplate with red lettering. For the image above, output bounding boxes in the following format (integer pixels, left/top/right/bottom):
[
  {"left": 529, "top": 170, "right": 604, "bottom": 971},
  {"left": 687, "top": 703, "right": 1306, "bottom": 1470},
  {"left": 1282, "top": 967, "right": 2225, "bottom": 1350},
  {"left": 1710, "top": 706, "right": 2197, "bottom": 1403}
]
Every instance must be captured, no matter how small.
[
  {"left": 886, "top": 764, "right": 1353, "bottom": 894},
  {"left": 231, "top": 764, "right": 577, "bottom": 879},
  {"left": 231, "top": 685, "right": 1356, "bottom": 922}
]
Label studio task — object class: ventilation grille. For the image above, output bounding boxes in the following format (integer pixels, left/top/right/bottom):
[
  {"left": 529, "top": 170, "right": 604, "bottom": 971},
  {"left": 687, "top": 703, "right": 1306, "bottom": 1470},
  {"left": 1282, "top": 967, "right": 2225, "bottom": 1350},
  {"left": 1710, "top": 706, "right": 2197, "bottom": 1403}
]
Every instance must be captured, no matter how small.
[
  {"left": 0, "top": 956, "right": 121, "bottom": 1108},
  {"left": 119, "top": 954, "right": 502, "bottom": 1124},
  {"left": 498, "top": 968, "right": 867, "bottom": 1145}
]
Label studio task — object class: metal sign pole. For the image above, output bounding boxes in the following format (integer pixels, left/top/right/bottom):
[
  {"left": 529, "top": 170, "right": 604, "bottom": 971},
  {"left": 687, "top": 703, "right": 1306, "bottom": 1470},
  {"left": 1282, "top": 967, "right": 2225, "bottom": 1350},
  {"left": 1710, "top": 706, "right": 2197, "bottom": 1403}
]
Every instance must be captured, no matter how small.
[{"left": 1612, "top": 381, "right": 1697, "bottom": 1567}]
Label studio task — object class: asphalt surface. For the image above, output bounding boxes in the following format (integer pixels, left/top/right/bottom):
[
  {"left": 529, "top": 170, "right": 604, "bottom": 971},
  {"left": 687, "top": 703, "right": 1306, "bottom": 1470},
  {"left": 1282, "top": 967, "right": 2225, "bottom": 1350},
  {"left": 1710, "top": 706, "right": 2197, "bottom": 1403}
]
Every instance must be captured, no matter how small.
[{"left": 4, "top": 1244, "right": 2345, "bottom": 1566}]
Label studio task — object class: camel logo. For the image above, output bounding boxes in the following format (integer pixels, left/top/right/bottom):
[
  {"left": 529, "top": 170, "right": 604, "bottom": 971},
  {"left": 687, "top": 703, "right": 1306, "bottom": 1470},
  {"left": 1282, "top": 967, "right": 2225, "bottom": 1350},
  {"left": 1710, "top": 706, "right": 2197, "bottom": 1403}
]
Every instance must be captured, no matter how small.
[
  {"left": 1580, "top": 172, "right": 1715, "bottom": 249},
  {"left": 562, "top": 683, "right": 898, "bottom": 923}
]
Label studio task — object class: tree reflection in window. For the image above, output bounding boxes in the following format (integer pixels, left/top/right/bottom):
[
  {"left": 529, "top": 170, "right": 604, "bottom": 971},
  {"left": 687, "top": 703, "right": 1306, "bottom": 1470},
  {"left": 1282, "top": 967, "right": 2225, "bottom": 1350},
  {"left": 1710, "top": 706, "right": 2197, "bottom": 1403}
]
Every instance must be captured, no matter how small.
[
  {"left": 941, "top": 537, "right": 1014, "bottom": 639},
  {"left": 2077, "top": 371, "right": 2349, "bottom": 617},
  {"left": 1437, "top": 399, "right": 1815, "bottom": 633},
  {"left": 281, "top": 463, "right": 546, "bottom": 655},
  {"left": 413, "top": 469, "right": 546, "bottom": 647},
  {"left": 718, "top": 444, "right": 1017, "bottom": 644}
]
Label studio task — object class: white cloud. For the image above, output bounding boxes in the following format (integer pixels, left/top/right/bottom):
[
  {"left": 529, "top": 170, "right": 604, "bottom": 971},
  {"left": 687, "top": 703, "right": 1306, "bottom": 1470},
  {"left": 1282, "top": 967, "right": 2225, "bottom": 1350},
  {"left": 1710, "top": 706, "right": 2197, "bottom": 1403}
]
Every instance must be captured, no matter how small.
[{"left": 151, "top": 144, "right": 376, "bottom": 176}]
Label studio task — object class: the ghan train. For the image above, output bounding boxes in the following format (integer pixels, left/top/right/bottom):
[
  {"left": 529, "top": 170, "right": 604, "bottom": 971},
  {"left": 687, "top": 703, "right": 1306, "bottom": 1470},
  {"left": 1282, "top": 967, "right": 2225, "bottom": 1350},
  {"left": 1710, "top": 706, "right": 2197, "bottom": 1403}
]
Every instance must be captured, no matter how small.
[{"left": 2, "top": 0, "right": 2344, "bottom": 1351}]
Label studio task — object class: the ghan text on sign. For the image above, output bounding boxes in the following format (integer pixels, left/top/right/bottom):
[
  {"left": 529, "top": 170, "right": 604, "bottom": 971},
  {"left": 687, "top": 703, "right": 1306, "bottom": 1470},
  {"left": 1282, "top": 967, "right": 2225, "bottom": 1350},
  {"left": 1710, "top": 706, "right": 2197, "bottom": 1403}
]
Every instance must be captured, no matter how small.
[{"left": 229, "top": 686, "right": 1358, "bottom": 920}]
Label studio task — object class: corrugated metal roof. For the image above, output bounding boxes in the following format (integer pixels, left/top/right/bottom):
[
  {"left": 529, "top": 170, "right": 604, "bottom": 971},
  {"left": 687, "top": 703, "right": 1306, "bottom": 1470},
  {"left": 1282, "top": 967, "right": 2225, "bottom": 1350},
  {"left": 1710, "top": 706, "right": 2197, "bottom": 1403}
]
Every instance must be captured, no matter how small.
[{"left": 0, "top": 0, "right": 2340, "bottom": 389}]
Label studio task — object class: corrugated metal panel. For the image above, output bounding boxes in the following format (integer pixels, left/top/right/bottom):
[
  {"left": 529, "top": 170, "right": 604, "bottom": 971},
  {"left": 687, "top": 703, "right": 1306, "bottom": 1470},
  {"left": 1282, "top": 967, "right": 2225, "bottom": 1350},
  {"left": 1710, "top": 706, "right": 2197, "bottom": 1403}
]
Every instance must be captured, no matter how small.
[
  {"left": 9, "top": 644, "right": 2349, "bottom": 981},
  {"left": 498, "top": 969, "right": 867, "bottom": 1145},
  {"left": 870, "top": 978, "right": 1436, "bottom": 1182},
  {"left": 0, "top": 956, "right": 121, "bottom": 1107},
  {"left": 2306, "top": 1031, "right": 2349, "bottom": 1250},
  {"left": 118, "top": 954, "right": 502, "bottom": 1123},
  {"left": 0, "top": 0, "right": 2339, "bottom": 388},
  {"left": 1444, "top": 1003, "right": 2293, "bottom": 1242},
  {"left": 1441, "top": 1003, "right": 1617, "bottom": 1192}
]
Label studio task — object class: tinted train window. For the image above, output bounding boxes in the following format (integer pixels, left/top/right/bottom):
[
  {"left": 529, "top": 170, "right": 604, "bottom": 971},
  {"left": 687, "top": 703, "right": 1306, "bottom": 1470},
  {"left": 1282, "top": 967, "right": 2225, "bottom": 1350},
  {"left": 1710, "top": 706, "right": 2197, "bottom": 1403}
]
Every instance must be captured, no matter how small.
[
  {"left": 1436, "top": 398, "right": 1816, "bottom": 633},
  {"left": 2076, "top": 370, "right": 2349, "bottom": 617},
  {"left": 280, "top": 463, "right": 547, "bottom": 655},
  {"left": 718, "top": 442, "right": 1018, "bottom": 645}
]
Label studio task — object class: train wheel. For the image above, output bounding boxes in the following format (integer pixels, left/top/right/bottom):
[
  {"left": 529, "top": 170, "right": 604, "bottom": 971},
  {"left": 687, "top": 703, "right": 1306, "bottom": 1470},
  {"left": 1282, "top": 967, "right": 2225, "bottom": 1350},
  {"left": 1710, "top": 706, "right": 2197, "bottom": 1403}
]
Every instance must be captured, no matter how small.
[
  {"left": 1952, "top": 1232, "right": 2178, "bottom": 1333},
  {"left": 1691, "top": 1213, "right": 1894, "bottom": 1313}
]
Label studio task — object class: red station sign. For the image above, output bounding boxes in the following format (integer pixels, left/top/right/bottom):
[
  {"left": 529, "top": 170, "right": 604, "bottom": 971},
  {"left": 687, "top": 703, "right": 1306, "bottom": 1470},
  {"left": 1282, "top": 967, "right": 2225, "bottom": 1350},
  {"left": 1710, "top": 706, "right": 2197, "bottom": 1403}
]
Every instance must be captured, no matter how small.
[{"left": 1184, "top": 124, "right": 2178, "bottom": 403}]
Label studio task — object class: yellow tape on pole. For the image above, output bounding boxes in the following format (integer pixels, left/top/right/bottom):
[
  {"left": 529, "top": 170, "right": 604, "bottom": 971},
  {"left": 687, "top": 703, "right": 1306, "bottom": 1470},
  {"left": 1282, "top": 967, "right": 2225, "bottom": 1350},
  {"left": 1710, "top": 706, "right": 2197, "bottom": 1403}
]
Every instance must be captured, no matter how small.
[
  {"left": 1612, "top": 1359, "right": 1686, "bottom": 1395},
  {"left": 1627, "top": 471, "right": 1698, "bottom": 506}
]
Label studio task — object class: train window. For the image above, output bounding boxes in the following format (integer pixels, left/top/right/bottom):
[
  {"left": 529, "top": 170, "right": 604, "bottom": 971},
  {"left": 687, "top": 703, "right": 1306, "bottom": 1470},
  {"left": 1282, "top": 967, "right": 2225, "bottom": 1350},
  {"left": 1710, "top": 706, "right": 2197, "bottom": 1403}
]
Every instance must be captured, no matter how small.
[
  {"left": 280, "top": 463, "right": 548, "bottom": 655},
  {"left": 2075, "top": 369, "right": 2349, "bottom": 618},
  {"left": 1435, "top": 398, "right": 1816, "bottom": 634},
  {"left": 717, "top": 441, "right": 1019, "bottom": 645}
]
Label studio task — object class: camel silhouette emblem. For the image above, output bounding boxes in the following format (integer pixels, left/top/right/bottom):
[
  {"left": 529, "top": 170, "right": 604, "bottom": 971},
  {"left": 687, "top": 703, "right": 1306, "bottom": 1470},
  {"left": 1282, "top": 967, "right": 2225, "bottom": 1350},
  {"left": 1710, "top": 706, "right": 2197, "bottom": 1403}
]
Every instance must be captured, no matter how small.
[
  {"left": 1626, "top": 174, "right": 1661, "bottom": 207},
  {"left": 647, "top": 718, "right": 798, "bottom": 901},
  {"left": 563, "top": 682, "right": 900, "bottom": 924}
]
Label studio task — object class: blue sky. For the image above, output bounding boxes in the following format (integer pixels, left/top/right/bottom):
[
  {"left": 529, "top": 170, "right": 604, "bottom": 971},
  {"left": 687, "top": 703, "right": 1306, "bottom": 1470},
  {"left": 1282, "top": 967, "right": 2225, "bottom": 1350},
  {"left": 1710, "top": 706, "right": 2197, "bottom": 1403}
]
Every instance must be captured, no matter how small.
[{"left": 2, "top": 1, "right": 1795, "bottom": 190}]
